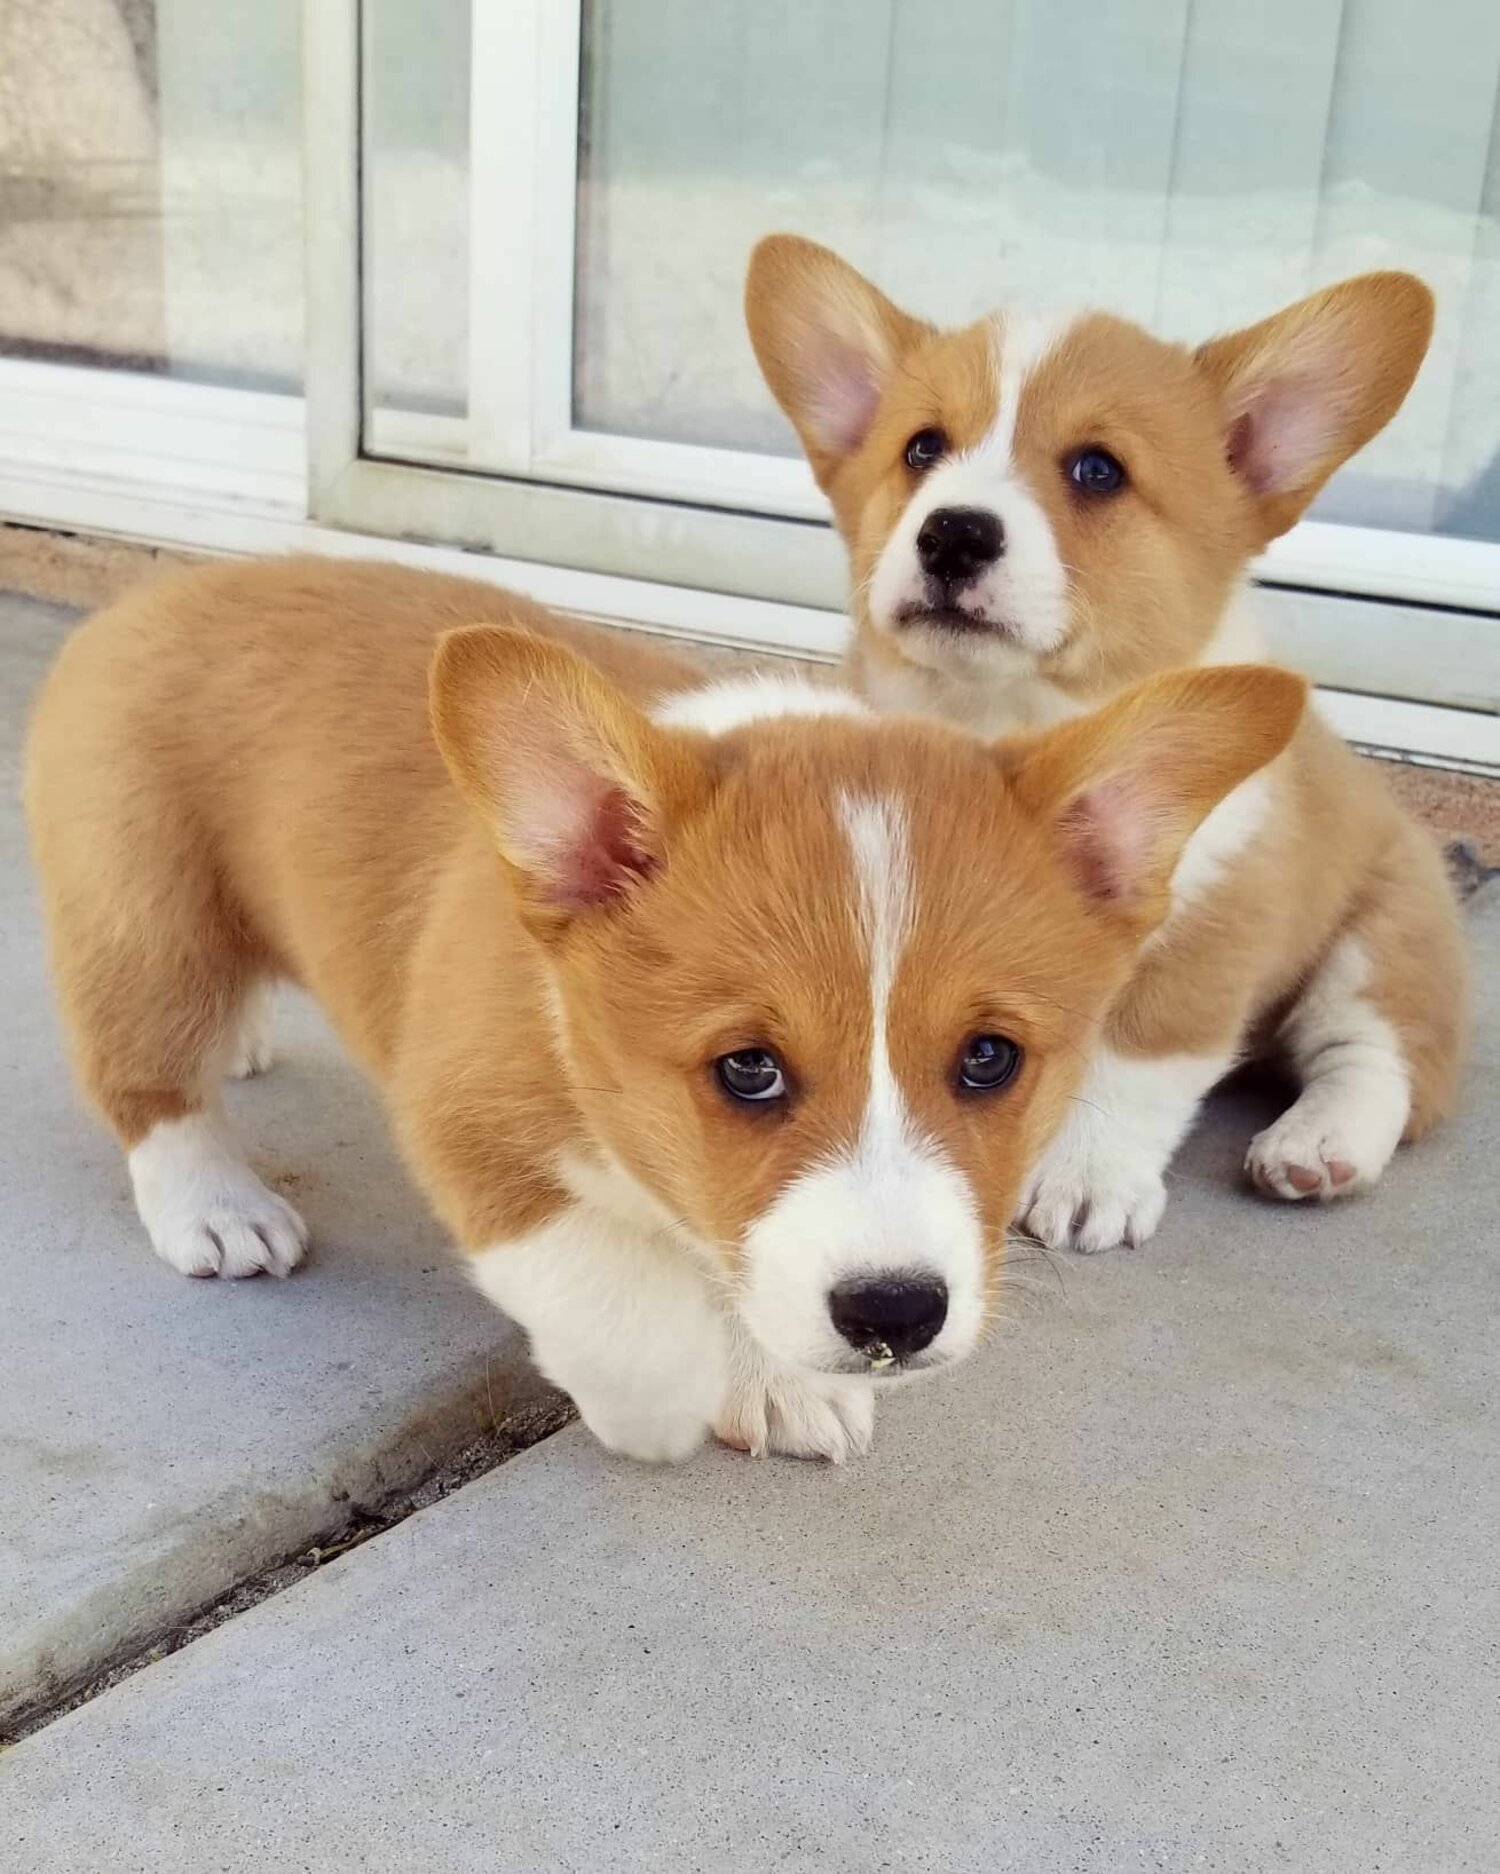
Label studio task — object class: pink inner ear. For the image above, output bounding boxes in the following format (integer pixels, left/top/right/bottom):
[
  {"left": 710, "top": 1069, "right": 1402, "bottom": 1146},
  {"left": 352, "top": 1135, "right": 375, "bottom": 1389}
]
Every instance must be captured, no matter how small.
[
  {"left": 803, "top": 329, "right": 884, "bottom": 455},
  {"left": 539, "top": 780, "right": 655, "bottom": 912},
  {"left": 1059, "top": 781, "right": 1152, "bottom": 906},
  {"left": 1226, "top": 371, "right": 1336, "bottom": 496}
]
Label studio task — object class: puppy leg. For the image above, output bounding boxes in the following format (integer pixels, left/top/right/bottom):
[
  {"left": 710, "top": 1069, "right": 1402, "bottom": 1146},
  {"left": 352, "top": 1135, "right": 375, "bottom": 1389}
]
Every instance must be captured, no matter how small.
[
  {"left": 1247, "top": 836, "right": 1467, "bottom": 1201},
  {"left": 33, "top": 794, "right": 306, "bottom": 1278},
  {"left": 469, "top": 1208, "right": 730, "bottom": 1463},
  {"left": 1018, "top": 1046, "right": 1237, "bottom": 1253},
  {"left": 1245, "top": 939, "right": 1407, "bottom": 1200}
]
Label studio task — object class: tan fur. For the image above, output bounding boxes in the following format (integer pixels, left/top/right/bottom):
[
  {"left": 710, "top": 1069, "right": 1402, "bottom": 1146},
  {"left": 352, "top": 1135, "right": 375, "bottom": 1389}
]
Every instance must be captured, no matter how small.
[
  {"left": 1112, "top": 720, "right": 1465, "bottom": 1133},
  {"left": 25, "top": 556, "right": 1303, "bottom": 1301},
  {"left": 747, "top": 236, "right": 1466, "bottom": 1178}
]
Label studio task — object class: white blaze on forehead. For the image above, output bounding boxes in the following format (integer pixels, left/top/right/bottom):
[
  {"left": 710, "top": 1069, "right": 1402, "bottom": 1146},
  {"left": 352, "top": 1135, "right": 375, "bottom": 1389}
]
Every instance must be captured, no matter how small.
[
  {"left": 734, "top": 790, "right": 986, "bottom": 1377},
  {"left": 866, "top": 308, "right": 1077, "bottom": 659},
  {"left": 839, "top": 791, "right": 912, "bottom": 1064},
  {"left": 653, "top": 675, "right": 869, "bottom": 736},
  {"left": 986, "top": 307, "right": 1077, "bottom": 472}
]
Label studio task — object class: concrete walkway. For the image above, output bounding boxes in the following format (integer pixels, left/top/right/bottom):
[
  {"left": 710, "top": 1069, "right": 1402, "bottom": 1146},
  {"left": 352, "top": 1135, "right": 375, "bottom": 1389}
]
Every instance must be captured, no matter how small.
[
  {"left": 0, "top": 597, "right": 557, "bottom": 1730},
  {"left": 3, "top": 590, "right": 1497, "bottom": 1869}
]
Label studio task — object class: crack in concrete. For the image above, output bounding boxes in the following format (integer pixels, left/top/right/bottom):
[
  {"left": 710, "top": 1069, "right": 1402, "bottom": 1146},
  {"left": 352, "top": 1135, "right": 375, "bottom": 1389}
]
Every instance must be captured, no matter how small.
[{"left": 1, "top": 1392, "right": 575, "bottom": 1748}]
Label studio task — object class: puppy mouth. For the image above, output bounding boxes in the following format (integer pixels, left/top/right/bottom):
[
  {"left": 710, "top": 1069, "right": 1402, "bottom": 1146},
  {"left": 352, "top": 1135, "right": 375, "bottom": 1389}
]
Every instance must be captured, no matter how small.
[
  {"left": 822, "top": 1349, "right": 948, "bottom": 1381},
  {"left": 894, "top": 602, "right": 1018, "bottom": 641}
]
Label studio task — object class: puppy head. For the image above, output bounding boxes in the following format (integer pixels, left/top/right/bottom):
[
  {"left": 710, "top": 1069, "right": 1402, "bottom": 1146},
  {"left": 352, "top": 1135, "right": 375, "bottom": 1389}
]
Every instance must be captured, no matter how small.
[
  {"left": 746, "top": 235, "right": 1432, "bottom": 705},
  {"left": 434, "top": 629, "right": 1304, "bottom": 1381}
]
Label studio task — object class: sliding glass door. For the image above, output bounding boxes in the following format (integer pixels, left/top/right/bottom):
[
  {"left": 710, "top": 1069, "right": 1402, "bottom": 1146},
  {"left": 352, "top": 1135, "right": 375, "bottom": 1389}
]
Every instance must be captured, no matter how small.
[
  {"left": 324, "top": 0, "right": 1500, "bottom": 682},
  {"left": 2, "top": 1, "right": 1494, "bottom": 749}
]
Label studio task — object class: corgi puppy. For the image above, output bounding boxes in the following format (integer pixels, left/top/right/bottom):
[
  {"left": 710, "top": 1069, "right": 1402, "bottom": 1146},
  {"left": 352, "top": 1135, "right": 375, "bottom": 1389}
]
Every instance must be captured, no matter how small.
[
  {"left": 747, "top": 238, "right": 1468, "bottom": 1252},
  {"left": 26, "top": 559, "right": 1301, "bottom": 1460}
]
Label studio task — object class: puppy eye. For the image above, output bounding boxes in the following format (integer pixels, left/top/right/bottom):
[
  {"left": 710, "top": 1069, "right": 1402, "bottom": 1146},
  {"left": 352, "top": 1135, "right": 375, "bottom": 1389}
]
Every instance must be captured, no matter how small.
[
  {"left": 904, "top": 427, "right": 948, "bottom": 472},
  {"left": 1067, "top": 447, "right": 1127, "bottom": 495},
  {"left": 715, "top": 1047, "right": 788, "bottom": 1105},
  {"left": 956, "top": 1034, "right": 1023, "bottom": 1093}
]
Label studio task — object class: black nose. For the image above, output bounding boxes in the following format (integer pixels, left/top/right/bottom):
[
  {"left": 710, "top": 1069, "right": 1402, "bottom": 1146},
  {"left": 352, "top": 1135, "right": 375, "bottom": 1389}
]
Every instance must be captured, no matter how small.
[
  {"left": 916, "top": 507, "right": 1004, "bottom": 587},
  {"left": 828, "top": 1277, "right": 949, "bottom": 1362}
]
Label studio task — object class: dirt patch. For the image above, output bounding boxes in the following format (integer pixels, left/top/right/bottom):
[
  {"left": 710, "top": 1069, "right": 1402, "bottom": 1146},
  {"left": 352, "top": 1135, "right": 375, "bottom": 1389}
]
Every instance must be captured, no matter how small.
[{"left": 0, "top": 522, "right": 203, "bottom": 611}]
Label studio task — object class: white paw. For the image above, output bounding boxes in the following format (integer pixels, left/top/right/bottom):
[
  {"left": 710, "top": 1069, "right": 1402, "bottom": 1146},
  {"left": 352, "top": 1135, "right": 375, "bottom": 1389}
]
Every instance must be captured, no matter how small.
[
  {"left": 470, "top": 1220, "right": 729, "bottom": 1466},
  {"left": 562, "top": 1317, "right": 726, "bottom": 1464},
  {"left": 1014, "top": 1048, "right": 1223, "bottom": 1253},
  {"left": 141, "top": 1175, "right": 307, "bottom": 1279},
  {"left": 572, "top": 1386, "right": 714, "bottom": 1464},
  {"left": 129, "top": 1114, "right": 308, "bottom": 1279},
  {"left": 225, "top": 985, "right": 275, "bottom": 1080},
  {"left": 716, "top": 1343, "right": 876, "bottom": 1463},
  {"left": 1018, "top": 1154, "right": 1168, "bottom": 1254},
  {"left": 1245, "top": 1096, "right": 1393, "bottom": 1203}
]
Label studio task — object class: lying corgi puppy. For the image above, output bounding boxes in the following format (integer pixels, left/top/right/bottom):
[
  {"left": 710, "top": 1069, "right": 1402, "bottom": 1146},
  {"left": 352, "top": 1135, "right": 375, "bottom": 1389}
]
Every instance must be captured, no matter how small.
[
  {"left": 747, "top": 237, "right": 1468, "bottom": 1252},
  {"left": 26, "top": 558, "right": 1301, "bottom": 1459}
]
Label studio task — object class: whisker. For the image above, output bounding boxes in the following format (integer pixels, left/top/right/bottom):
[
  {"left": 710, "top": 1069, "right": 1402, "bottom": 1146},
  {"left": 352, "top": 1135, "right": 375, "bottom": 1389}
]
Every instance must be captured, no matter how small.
[{"left": 1001, "top": 1228, "right": 1072, "bottom": 1304}]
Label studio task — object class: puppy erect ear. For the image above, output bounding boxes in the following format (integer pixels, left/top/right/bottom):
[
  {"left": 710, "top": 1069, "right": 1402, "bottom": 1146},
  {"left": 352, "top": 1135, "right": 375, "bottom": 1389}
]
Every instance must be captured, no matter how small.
[
  {"left": 745, "top": 234, "right": 929, "bottom": 486},
  {"left": 1005, "top": 665, "right": 1307, "bottom": 929},
  {"left": 430, "top": 627, "right": 711, "bottom": 926},
  {"left": 1195, "top": 273, "right": 1434, "bottom": 544}
]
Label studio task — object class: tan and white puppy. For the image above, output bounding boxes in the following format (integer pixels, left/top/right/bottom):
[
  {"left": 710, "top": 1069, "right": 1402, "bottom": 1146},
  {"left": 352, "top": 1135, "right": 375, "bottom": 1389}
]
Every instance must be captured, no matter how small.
[
  {"left": 747, "top": 238, "right": 1468, "bottom": 1251},
  {"left": 26, "top": 559, "right": 1301, "bottom": 1460}
]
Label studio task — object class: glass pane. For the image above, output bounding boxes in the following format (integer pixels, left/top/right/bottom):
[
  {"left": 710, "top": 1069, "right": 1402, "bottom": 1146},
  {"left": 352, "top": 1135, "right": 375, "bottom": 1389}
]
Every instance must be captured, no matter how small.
[
  {"left": 574, "top": 0, "right": 1500, "bottom": 545},
  {"left": 362, "top": 0, "right": 470, "bottom": 420},
  {"left": 0, "top": 0, "right": 302, "bottom": 391}
]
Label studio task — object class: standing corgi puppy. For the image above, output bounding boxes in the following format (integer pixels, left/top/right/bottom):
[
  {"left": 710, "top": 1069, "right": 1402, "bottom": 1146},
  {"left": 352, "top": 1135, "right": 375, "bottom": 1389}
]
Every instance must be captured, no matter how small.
[
  {"left": 747, "top": 238, "right": 1468, "bottom": 1251},
  {"left": 26, "top": 559, "right": 1301, "bottom": 1459}
]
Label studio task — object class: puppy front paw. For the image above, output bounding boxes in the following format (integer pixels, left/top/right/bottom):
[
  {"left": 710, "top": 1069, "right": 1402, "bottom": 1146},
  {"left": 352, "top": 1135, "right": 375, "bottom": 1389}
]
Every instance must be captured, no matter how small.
[
  {"left": 1244, "top": 1104, "right": 1388, "bottom": 1203},
  {"left": 573, "top": 1386, "right": 715, "bottom": 1464},
  {"left": 567, "top": 1333, "right": 727, "bottom": 1465},
  {"left": 716, "top": 1346, "right": 875, "bottom": 1463},
  {"left": 1017, "top": 1150, "right": 1168, "bottom": 1254},
  {"left": 130, "top": 1120, "right": 308, "bottom": 1279}
]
